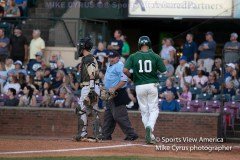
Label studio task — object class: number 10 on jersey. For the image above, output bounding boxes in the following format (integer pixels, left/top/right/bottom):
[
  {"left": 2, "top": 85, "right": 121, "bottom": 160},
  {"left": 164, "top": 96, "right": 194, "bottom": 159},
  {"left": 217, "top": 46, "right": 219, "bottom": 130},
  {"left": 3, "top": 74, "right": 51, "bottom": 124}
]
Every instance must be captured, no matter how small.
[{"left": 138, "top": 60, "right": 152, "bottom": 73}]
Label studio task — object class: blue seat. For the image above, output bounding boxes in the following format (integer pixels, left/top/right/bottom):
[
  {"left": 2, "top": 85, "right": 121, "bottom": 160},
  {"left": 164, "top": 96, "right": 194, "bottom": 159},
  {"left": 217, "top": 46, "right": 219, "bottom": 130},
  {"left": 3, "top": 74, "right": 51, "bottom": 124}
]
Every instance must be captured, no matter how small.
[
  {"left": 213, "top": 94, "right": 231, "bottom": 102},
  {"left": 196, "top": 93, "right": 212, "bottom": 101},
  {"left": 176, "top": 86, "right": 183, "bottom": 94},
  {"left": 190, "top": 87, "right": 202, "bottom": 95},
  {"left": 158, "top": 74, "right": 168, "bottom": 83},
  {"left": 232, "top": 95, "right": 240, "bottom": 102}
]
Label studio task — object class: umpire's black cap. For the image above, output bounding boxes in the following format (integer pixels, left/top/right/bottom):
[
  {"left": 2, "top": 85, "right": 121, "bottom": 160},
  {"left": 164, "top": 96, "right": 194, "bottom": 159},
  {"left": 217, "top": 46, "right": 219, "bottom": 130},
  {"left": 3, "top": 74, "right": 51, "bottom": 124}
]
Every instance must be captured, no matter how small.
[{"left": 108, "top": 51, "right": 120, "bottom": 58}]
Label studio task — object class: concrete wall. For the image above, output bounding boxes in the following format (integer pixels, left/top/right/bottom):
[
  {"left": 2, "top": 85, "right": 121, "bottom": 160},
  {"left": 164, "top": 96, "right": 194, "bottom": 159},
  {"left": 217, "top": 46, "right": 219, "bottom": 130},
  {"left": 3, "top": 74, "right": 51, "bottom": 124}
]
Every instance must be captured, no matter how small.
[
  {"left": 44, "top": 47, "right": 80, "bottom": 67},
  {"left": 0, "top": 107, "right": 221, "bottom": 139}
]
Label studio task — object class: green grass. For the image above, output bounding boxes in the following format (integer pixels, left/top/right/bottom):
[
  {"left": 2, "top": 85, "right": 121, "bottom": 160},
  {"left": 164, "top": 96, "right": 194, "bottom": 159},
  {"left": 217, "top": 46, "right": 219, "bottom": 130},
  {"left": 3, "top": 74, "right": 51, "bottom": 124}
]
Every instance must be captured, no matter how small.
[{"left": 0, "top": 157, "right": 201, "bottom": 160}]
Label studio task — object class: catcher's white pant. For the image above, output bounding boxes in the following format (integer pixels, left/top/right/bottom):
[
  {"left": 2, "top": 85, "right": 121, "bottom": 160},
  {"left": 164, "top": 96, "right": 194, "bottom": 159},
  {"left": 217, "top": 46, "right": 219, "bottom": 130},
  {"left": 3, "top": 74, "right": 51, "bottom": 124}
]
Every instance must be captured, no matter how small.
[
  {"left": 78, "top": 85, "right": 100, "bottom": 137},
  {"left": 136, "top": 83, "right": 159, "bottom": 139}
]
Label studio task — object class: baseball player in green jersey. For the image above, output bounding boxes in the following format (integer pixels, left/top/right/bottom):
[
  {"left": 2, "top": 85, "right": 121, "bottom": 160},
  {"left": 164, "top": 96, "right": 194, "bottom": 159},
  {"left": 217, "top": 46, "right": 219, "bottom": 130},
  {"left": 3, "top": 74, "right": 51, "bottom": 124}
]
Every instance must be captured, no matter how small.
[{"left": 123, "top": 36, "right": 166, "bottom": 144}]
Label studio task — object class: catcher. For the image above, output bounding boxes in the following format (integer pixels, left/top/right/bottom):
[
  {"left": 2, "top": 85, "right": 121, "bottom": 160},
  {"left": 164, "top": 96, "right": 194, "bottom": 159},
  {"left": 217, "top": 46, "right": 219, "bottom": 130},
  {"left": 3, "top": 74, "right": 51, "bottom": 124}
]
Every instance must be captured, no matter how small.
[
  {"left": 100, "top": 51, "right": 138, "bottom": 141},
  {"left": 74, "top": 37, "right": 102, "bottom": 142}
]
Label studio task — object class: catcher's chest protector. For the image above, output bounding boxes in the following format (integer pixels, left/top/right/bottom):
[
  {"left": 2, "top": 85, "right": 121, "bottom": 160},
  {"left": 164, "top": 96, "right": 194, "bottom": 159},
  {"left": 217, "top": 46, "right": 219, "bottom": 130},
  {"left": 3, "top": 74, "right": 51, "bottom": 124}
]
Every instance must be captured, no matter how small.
[{"left": 80, "top": 55, "right": 99, "bottom": 82}]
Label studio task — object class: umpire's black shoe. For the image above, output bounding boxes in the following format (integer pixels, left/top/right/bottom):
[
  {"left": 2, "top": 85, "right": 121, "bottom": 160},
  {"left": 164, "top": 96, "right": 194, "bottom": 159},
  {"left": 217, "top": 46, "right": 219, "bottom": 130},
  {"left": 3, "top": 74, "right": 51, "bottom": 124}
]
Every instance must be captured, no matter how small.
[
  {"left": 124, "top": 134, "right": 138, "bottom": 141},
  {"left": 102, "top": 136, "right": 112, "bottom": 140}
]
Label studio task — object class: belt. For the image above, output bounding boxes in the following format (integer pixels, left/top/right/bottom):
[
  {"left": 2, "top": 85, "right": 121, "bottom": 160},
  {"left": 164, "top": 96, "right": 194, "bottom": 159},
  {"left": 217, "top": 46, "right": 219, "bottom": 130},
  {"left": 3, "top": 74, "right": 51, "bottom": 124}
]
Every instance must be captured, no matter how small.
[
  {"left": 81, "top": 80, "right": 99, "bottom": 86},
  {"left": 81, "top": 83, "right": 99, "bottom": 87}
]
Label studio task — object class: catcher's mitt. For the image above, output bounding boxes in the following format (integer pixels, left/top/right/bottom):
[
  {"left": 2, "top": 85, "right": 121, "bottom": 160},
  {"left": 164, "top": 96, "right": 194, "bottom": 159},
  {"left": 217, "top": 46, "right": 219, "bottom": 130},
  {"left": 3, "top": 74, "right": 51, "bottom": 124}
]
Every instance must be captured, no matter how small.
[{"left": 99, "top": 86, "right": 117, "bottom": 101}]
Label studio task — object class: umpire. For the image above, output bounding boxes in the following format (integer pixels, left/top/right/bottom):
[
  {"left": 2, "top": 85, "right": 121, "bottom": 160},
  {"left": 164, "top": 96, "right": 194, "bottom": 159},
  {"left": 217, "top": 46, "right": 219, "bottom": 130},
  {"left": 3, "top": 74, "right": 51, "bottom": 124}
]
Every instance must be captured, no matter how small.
[{"left": 102, "top": 51, "right": 138, "bottom": 141}]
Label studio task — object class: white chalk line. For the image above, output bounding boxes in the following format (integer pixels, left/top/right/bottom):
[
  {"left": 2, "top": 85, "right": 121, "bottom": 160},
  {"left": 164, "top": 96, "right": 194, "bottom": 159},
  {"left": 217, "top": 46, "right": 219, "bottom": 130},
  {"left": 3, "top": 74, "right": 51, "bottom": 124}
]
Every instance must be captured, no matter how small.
[
  {"left": 0, "top": 144, "right": 142, "bottom": 155},
  {"left": 0, "top": 143, "right": 239, "bottom": 155}
]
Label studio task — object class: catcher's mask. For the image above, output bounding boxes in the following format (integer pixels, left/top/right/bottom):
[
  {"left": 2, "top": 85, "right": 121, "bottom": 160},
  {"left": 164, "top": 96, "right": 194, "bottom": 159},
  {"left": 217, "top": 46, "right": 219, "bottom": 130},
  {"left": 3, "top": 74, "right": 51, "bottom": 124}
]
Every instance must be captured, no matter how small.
[{"left": 75, "top": 37, "right": 93, "bottom": 60}]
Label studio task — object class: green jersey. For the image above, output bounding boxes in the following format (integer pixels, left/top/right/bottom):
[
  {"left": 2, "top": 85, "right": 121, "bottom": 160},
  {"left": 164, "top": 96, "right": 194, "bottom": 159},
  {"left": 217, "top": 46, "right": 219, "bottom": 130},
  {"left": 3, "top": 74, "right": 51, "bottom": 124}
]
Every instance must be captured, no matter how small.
[{"left": 125, "top": 50, "right": 166, "bottom": 85}]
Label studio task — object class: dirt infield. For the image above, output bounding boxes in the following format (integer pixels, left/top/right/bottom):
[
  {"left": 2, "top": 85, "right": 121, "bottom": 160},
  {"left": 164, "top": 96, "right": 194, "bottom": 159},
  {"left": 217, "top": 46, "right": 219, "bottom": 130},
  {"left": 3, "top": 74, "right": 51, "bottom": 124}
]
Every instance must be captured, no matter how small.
[{"left": 0, "top": 137, "right": 239, "bottom": 160}]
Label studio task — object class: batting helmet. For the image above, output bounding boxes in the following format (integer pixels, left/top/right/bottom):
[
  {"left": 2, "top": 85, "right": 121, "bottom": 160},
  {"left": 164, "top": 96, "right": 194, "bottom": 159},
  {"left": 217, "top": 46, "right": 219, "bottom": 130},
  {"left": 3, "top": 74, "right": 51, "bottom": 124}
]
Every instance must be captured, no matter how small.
[{"left": 138, "top": 36, "right": 151, "bottom": 50}]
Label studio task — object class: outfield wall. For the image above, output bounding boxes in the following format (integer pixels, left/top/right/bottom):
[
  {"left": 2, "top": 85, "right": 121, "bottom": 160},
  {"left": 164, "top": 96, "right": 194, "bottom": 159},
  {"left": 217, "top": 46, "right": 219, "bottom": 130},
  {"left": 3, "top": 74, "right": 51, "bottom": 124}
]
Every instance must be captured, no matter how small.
[{"left": 0, "top": 107, "right": 221, "bottom": 139}]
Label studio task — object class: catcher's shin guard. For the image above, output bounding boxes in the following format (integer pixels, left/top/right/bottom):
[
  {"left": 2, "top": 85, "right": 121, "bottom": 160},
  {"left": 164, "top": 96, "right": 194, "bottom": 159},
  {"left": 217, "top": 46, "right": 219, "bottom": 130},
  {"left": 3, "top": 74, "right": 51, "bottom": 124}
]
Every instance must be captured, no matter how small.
[
  {"left": 75, "top": 116, "right": 87, "bottom": 141},
  {"left": 92, "top": 110, "right": 103, "bottom": 140}
]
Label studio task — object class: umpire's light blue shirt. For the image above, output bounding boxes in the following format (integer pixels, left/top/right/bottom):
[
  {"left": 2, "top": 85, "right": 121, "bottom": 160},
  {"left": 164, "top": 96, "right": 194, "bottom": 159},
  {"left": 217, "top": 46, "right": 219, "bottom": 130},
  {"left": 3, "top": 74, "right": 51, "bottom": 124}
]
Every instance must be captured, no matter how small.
[{"left": 104, "top": 61, "right": 128, "bottom": 90}]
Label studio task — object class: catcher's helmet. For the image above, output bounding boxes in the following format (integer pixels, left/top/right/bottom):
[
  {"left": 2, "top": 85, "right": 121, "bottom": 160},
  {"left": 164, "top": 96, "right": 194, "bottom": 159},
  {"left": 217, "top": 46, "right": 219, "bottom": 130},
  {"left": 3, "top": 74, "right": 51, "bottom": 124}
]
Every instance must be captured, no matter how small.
[
  {"left": 75, "top": 37, "right": 93, "bottom": 59},
  {"left": 138, "top": 36, "right": 151, "bottom": 50},
  {"left": 78, "top": 37, "right": 93, "bottom": 52}
]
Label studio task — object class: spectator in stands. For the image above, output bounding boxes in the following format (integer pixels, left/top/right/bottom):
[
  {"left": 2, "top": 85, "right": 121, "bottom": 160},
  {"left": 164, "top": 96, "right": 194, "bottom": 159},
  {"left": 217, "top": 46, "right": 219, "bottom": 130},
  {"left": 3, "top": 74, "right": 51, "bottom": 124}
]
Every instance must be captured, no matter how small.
[
  {"left": 182, "top": 33, "right": 198, "bottom": 62},
  {"left": 49, "top": 53, "right": 59, "bottom": 70},
  {"left": 52, "top": 70, "right": 64, "bottom": 92},
  {"left": 159, "top": 78, "right": 177, "bottom": 98},
  {"left": 202, "top": 71, "right": 220, "bottom": 95},
  {"left": 25, "top": 74, "right": 38, "bottom": 93},
  {"left": 160, "top": 38, "right": 176, "bottom": 64},
  {"left": 180, "top": 67, "right": 192, "bottom": 88},
  {"left": 212, "top": 58, "right": 222, "bottom": 76},
  {"left": 223, "top": 81, "right": 236, "bottom": 97},
  {"left": 0, "top": 28, "right": 10, "bottom": 62},
  {"left": 3, "top": 75, "right": 20, "bottom": 94},
  {"left": 15, "top": 0, "right": 27, "bottom": 17},
  {"left": 0, "top": 0, "right": 5, "bottom": 17},
  {"left": 175, "top": 56, "right": 189, "bottom": 77},
  {"left": 29, "top": 29, "right": 45, "bottom": 60},
  {"left": 27, "top": 51, "right": 43, "bottom": 75},
  {"left": 8, "top": 60, "right": 27, "bottom": 76},
  {"left": 160, "top": 38, "right": 167, "bottom": 50},
  {"left": 192, "top": 68, "right": 208, "bottom": 88},
  {"left": 53, "top": 87, "right": 73, "bottom": 108},
  {"left": 10, "top": 26, "right": 28, "bottom": 62},
  {"left": 107, "top": 29, "right": 123, "bottom": 55},
  {"left": 57, "top": 75, "right": 73, "bottom": 95},
  {"left": 0, "top": 62, "right": 7, "bottom": 89},
  {"left": 4, "top": 88, "right": 19, "bottom": 106},
  {"left": 41, "top": 81, "right": 54, "bottom": 107},
  {"left": 33, "top": 69, "right": 43, "bottom": 89},
  {"left": 225, "top": 63, "right": 236, "bottom": 83},
  {"left": 51, "top": 59, "right": 67, "bottom": 77},
  {"left": 18, "top": 85, "right": 37, "bottom": 107},
  {"left": 93, "top": 42, "right": 108, "bottom": 69},
  {"left": 68, "top": 72, "right": 80, "bottom": 92},
  {"left": 126, "top": 83, "right": 139, "bottom": 110},
  {"left": 160, "top": 91, "right": 180, "bottom": 112},
  {"left": 189, "top": 61, "right": 197, "bottom": 76},
  {"left": 43, "top": 67, "right": 52, "bottom": 79},
  {"left": 121, "top": 35, "right": 130, "bottom": 60},
  {"left": 4, "top": 0, "right": 20, "bottom": 17},
  {"left": 163, "top": 59, "right": 174, "bottom": 77},
  {"left": 223, "top": 32, "right": 240, "bottom": 64},
  {"left": 75, "top": 63, "right": 81, "bottom": 83},
  {"left": 198, "top": 31, "right": 216, "bottom": 73},
  {"left": 229, "top": 69, "right": 240, "bottom": 89},
  {"left": 18, "top": 72, "right": 26, "bottom": 89},
  {"left": 39, "top": 60, "right": 50, "bottom": 71},
  {"left": 178, "top": 84, "right": 192, "bottom": 103},
  {"left": 5, "top": 57, "right": 14, "bottom": 71},
  {"left": 76, "top": 62, "right": 81, "bottom": 73},
  {"left": 197, "top": 59, "right": 206, "bottom": 72}
]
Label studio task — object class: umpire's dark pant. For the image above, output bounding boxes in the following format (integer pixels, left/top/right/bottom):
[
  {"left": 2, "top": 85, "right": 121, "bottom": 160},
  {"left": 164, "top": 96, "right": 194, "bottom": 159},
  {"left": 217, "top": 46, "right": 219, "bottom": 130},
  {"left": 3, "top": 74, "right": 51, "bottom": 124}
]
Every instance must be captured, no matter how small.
[{"left": 102, "top": 99, "right": 137, "bottom": 139}]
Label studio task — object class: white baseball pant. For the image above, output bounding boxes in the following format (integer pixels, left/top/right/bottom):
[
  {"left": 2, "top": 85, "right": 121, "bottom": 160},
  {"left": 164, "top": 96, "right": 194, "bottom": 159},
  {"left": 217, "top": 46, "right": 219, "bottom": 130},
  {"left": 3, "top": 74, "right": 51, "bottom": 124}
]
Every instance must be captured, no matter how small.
[{"left": 136, "top": 83, "right": 159, "bottom": 139}]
